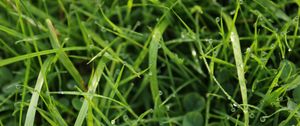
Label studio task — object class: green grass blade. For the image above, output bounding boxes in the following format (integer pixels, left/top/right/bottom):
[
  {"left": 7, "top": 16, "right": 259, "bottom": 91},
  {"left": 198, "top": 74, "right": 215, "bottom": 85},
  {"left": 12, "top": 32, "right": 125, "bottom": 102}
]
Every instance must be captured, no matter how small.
[
  {"left": 222, "top": 7, "right": 249, "bottom": 125},
  {"left": 46, "top": 19, "right": 85, "bottom": 90},
  {"left": 74, "top": 57, "right": 107, "bottom": 126},
  {"left": 149, "top": 17, "right": 169, "bottom": 117},
  {"left": 0, "top": 47, "right": 88, "bottom": 67},
  {"left": 24, "top": 57, "right": 53, "bottom": 126}
]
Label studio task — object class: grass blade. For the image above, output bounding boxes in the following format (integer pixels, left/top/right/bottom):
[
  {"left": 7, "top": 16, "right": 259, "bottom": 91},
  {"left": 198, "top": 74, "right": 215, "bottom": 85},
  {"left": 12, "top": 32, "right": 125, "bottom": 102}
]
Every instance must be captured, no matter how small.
[
  {"left": 149, "top": 17, "right": 169, "bottom": 117},
  {"left": 24, "top": 57, "right": 53, "bottom": 126},
  {"left": 74, "top": 57, "right": 107, "bottom": 126},
  {"left": 0, "top": 47, "right": 88, "bottom": 67},
  {"left": 222, "top": 5, "right": 249, "bottom": 125},
  {"left": 46, "top": 19, "right": 85, "bottom": 90}
]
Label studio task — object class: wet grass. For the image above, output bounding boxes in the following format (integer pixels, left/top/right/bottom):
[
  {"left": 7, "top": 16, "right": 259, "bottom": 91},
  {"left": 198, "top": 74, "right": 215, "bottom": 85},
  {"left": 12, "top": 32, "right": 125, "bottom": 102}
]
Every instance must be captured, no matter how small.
[{"left": 0, "top": 0, "right": 300, "bottom": 126}]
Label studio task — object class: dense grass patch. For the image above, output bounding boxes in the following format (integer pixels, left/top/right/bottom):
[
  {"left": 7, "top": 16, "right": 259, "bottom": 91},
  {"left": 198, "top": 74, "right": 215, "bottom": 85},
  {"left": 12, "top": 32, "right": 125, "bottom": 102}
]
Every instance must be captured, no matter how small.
[{"left": 1, "top": 0, "right": 300, "bottom": 125}]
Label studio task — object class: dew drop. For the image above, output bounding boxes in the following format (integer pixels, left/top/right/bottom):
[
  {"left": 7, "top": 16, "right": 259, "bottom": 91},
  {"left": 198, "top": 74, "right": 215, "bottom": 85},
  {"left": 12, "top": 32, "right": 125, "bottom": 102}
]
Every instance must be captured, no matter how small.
[
  {"left": 192, "top": 50, "right": 197, "bottom": 56},
  {"left": 123, "top": 115, "right": 128, "bottom": 121},
  {"left": 260, "top": 116, "right": 266, "bottom": 122},
  {"left": 156, "top": 18, "right": 159, "bottom": 22},
  {"left": 166, "top": 105, "right": 170, "bottom": 111},
  {"left": 111, "top": 120, "right": 115, "bottom": 125},
  {"left": 181, "top": 32, "right": 186, "bottom": 38},
  {"left": 230, "top": 10, "right": 235, "bottom": 15},
  {"left": 171, "top": 94, "right": 176, "bottom": 97},
  {"left": 64, "top": 37, "right": 70, "bottom": 42},
  {"left": 226, "top": 117, "right": 230, "bottom": 120},
  {"left": 271, "top": 44, "right": 275, "bottom": 49},
  {"left": 293, "top": 16, "right": 299, "bottom": 24},
  {"left": 15, "top": 84, "right": 22, "bottom": 89},
  {"left": 136, "top": 21, "right": 141, "bottom": 26},
  {"left": 58, "top": 91, "right": 64, "bottom": 95},
  {"left": 158, "top": 43, "right": 162, "bottom": 49},
  {"left": 153, "top": 34, "right": 157, "bottom": 39},
  {"left": 148, "top": 72, "right": 153, "bottom": 76},
  {"left": 88, "top": 45, "right": 94, "bottom": 49},
  {"left": 87, "top": 34, "right": 92, "bottom": 39},
  {"left": 227, "top": 96, "right": 231, "bottom": 100},
  {"left": 208, "top": 39, "right": 213, "bottom": 44},
  {"left": 239, "top": 64, "right": 244, "bottom": 69},
  {"left": 231, "top": 107, "right": 236, "bottom": 112},
  {"left": 101, "top": 26, "right": 106, "bottom": 32},
  {"left": 288, "top": 48, "right": 292, "bottom": 52},
  {"left": 250, "top": 112, "right": 255, "bottom": 118},
  {"left": 213, "top": 51, "right": 218, "bottom": 56},
  {"left": 159, "top": 90, "right": 163, "bottom": 96},
  {"left": 149, "top": 108, "right": 154, "bottom": 113},
  {"left": 80, "top": 97, "right": 84, "bottom": 102},
  {"left": 246, "top": 47, "right": 251, "bottom": 53},
  {"left": 215, "top": 17, "right": 220, "bottom": 23},
  {"left": 239, "top": 0, "right": 244, "bottom": 4},
  {"left": 233, "top": 103, "right": 238, "bottom": 107}
]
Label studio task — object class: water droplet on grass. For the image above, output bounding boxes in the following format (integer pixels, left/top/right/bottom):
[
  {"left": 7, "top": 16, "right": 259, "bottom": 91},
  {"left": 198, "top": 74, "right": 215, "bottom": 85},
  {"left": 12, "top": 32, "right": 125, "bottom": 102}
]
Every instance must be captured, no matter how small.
[
  {"left": 136, "top": 21, "right": 141, "bottom": 26},
  {"left": 215, "top": 17, "right": 220, "bottom": 23},
  {"left": 231, "top": 107, "right": 236, "bottom": 112},
  {"left": 239, "top": 0, "right": 244, "bottom": 4},
  {"left": 226, "top": 117, "right": 230, "bottom": 120},
  {"left": 233, "top": 103, "right": 238, "bottom": 107},
  {"left": 250, "top": 112, "right": 255, "bottom": 118},
  {"left": 87, "top": 34, "right": 91, "bottom": 38},
  {"left": 260, "top": 116, "right": 266, "bottom": 122},
  {"left": 80, "top": 97, "right": 84, "bottom": 102},
  {"left": 101, "top": 26, "right": 106, "bottom": 32},
  {"left": 159, "top": 90, "right": 163, "bottom": 96},
  {"left": 158, "top": 44, "right": 161, "bottom": 49},
  {"left": 293, "top": 16, "right": 299, "bottom": 24},
  {"left": 208, "top": 39, "right": 213, "bottom": 44},
  {"left": 15, "top": 84, "right": 22, "bottom": 89},
  {"left": 123, "top": 115, "right": 128, "bottom": 121},
  {"left": 230, "top": 10, "right": 235, "bottom": 15},
  {"left": 166, "top": 105, "right": 170, "bottom": 111},
  {"left": 111, "top": 120, "right": 115, "bottom": 125},
  {"left": 171, "top": 94, "right": 176, "bottom": 97},
  {"left": 288, "top": 48, "right": 292, "bottom": 52},
  {"left": 192, "top": 50, "right": 197, "bottom": 56},
  {"left": 246, "top": 47, "right": 251, "bottom": 53},
  {"left": 181, "top": 32, "right": 186, "bottom": 38}
]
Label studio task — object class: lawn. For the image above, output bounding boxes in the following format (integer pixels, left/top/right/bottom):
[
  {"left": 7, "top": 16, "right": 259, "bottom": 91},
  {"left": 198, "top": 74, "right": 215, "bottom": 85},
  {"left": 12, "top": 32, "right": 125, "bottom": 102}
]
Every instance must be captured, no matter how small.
[{"left": 0, "top": 0, "right": 300, "bottom": 126}]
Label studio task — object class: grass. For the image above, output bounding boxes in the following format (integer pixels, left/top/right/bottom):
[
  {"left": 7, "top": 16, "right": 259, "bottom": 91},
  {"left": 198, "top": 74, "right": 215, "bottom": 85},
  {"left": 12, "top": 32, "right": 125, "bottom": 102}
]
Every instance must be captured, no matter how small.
[{"left": 1, "top": 0, "right": 300, "bottom": 126}]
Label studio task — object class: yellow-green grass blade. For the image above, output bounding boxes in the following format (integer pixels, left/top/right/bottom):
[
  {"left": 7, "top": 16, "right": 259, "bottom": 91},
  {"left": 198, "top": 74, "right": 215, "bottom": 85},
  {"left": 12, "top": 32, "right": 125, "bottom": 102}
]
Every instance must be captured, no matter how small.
[
  {"left": 0, "top": 47, "right": 88, "bottom": 67},
  {"left": 46, "top": 19, "right": 85, "bottom": 90}
]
